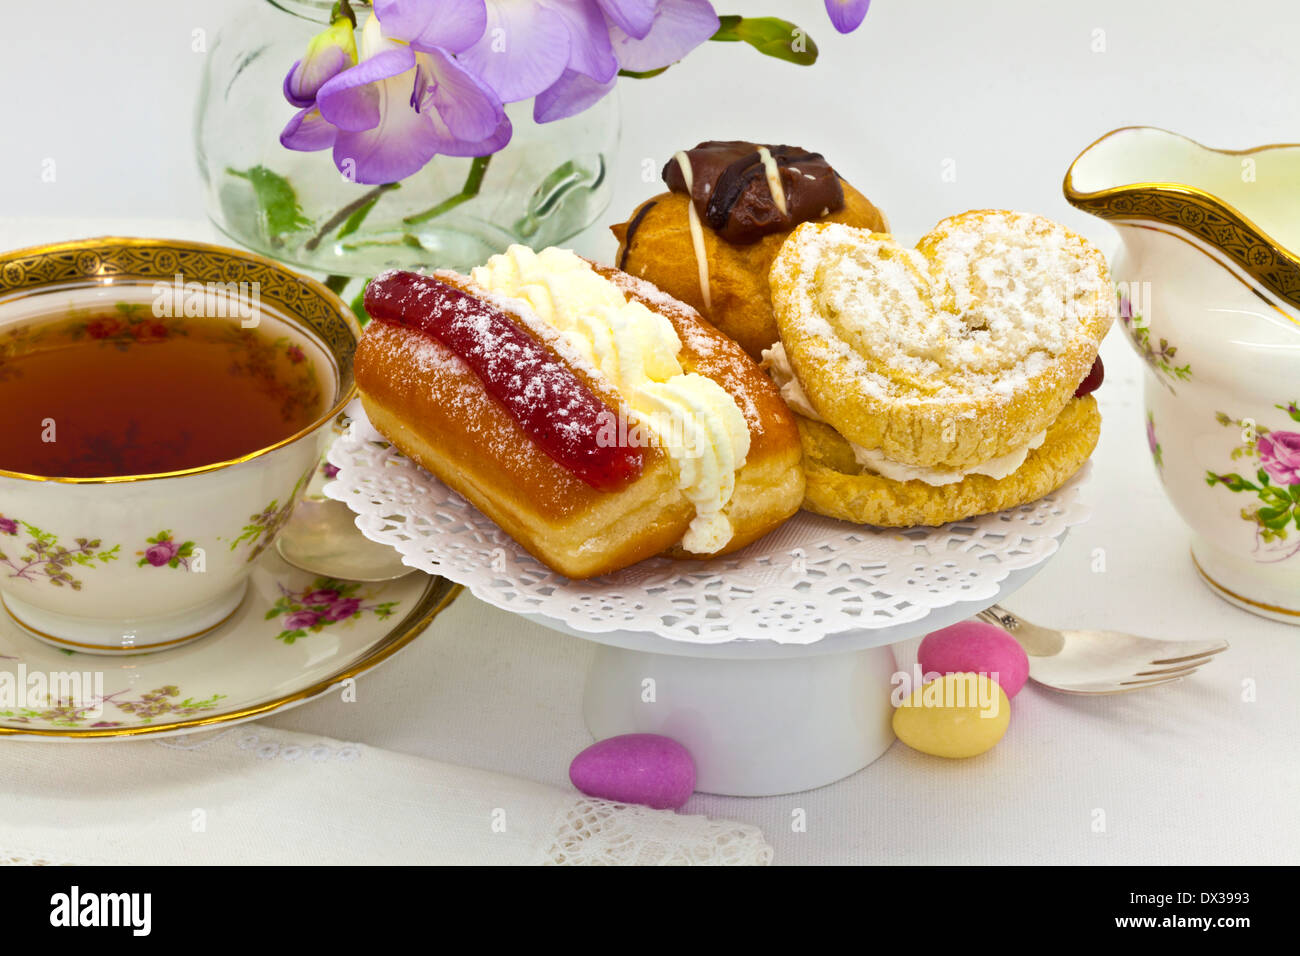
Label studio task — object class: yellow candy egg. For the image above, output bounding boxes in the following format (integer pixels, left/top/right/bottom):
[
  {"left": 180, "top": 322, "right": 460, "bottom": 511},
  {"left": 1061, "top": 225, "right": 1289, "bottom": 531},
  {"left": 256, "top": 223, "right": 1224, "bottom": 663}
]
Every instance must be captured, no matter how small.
[{"left": 892, "top": 672, "right": 1011, "bottom": 758}]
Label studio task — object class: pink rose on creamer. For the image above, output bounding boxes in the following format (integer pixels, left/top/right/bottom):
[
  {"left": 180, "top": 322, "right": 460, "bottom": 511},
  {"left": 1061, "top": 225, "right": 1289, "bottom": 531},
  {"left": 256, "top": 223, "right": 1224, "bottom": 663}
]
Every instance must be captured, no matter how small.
[
  {"left": 1258, "top": 431, "right": 1300, "bottom": 486},
  {"left": 145, "top": 539, "right": 178, "bottom": 567}
]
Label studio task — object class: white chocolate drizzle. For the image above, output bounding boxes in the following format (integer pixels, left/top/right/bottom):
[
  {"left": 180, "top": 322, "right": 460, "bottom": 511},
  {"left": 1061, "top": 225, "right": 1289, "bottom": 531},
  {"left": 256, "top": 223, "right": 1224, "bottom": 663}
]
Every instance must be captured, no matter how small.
[
  {"left": 673, "top": 150, "right": 713, "bottom": 315},
  {"left": 757, "top": 146, "right": 788, "bottom": 217}
]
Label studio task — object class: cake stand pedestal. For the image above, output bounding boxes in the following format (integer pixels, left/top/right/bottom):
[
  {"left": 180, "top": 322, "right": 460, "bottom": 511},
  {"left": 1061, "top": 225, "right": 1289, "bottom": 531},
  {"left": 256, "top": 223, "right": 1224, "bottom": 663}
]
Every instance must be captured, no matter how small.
[{"left": 524, "top": 554, "right": 1054, "bottom": 796}]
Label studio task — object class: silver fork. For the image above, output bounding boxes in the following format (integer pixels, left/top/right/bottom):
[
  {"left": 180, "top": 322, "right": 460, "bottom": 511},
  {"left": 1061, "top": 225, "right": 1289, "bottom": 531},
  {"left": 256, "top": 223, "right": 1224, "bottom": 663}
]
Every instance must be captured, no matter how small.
[{"left": 976, "top": 604, "right": 1229, "bottom": 695}]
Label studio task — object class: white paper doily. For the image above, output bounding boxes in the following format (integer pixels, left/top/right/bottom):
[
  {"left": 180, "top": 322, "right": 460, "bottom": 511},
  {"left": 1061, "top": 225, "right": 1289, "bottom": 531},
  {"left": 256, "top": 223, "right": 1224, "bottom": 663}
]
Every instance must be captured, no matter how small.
[{"left": 325, "top": 408, "right": 1091, "bottom": 646}]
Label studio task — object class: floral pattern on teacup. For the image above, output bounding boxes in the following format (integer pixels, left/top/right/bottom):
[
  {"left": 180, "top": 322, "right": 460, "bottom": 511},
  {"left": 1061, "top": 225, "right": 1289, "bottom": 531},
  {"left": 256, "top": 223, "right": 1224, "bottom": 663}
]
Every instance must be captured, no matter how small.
[
  {"left": 136, "top": 531, "right": 198, "bottom": 571},
  {"left": 1207, "top": 402, "right": 1300, "bottom": 561},
  {"left": 230, "top": 465, "right": 315, "bottom": 563},
  {"left": 80, "top": 302, "right": 184, "bottom": 349},
  {"left": 266, "top": 576, "right": 399, "bottom": 644},
  {"left": 0, "top": 685, "right": 225, "bottom": 729},
  {"left": 0, "top": 518, "right": 119, "bottom": 589},
  {"left": 1147, "top": 411, "right": 1163, "bottom": 472},
  {"left": 222, "top": 325, "right": 322, "bottom": 427}
]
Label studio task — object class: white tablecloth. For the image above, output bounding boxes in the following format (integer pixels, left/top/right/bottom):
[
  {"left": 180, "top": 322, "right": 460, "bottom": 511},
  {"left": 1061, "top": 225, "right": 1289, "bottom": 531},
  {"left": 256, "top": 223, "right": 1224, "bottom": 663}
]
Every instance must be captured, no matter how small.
[{"left": 4, "top": 215, "right": 1293, "bottom": 865}]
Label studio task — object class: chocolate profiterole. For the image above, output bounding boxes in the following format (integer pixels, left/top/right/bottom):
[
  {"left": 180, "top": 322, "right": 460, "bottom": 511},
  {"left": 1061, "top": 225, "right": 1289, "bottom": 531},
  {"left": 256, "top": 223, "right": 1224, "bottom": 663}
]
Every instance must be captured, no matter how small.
[{"left": 612, "top": 140, "right": 887, "bottom": 358}]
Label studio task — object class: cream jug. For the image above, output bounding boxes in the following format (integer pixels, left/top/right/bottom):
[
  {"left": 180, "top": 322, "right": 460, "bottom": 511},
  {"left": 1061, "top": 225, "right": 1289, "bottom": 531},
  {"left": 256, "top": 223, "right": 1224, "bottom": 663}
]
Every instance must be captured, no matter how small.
[{"left": 1065, "top": 127, "right": 1300, "bottom": 624}]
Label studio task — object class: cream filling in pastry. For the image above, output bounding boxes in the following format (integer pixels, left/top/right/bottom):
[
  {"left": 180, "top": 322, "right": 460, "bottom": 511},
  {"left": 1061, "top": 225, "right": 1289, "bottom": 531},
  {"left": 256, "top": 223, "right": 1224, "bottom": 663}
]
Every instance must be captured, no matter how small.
[
  {"left": 761, "top": 343, "right": 1045, "bottom": 487},
  {"left": 472, "top": 246, "right": 750, "bottom": 552}
]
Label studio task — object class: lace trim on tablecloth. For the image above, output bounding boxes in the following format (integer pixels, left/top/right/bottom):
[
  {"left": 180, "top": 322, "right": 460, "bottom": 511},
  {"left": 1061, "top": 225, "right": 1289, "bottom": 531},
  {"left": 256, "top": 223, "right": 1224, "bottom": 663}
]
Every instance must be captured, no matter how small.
[{"left": 543, "top": 798, "right": 773, "bottom": 866}]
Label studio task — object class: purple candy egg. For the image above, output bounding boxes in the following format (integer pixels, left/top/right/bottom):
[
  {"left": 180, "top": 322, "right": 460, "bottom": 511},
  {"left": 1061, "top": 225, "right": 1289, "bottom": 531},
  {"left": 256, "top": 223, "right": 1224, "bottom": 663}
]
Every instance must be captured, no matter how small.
[
  {"left": 918, "top": 620, "right": 1030, "bottom": 698},
  {"left": 569, "top": 733, "right": 696, "bottom": 810}
]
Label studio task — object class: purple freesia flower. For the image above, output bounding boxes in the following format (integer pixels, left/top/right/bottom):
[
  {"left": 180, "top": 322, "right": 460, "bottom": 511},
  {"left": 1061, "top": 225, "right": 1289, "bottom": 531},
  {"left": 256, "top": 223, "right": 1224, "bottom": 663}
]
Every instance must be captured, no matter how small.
[
  {"left": 283, "top": 8, "right": 510, "bottom": 184},
  {"left": 372, "top": 0, "right": 488, "bottom": 50},
  {"left": 283, "top": 17, "right": 357, "bottom": 108},
  {"left": 323, "top": 598, "right": 363, "bottom": 621},
  {"left": 824, "top": 0, "right": 871, "bottom": 34},
  {"left": 458, "top": 1, "right": 574, "bottom": 104},
  {"left": 608, "top": 0, "right": 720, "bottom": 73},
  {"left": 1258, "top": 431, "right": 1300, "bottom": 486},
  {"left": 145, "top": 539, "right": 178, "bottom": 567},
  {"left": 281, "top": 0, "right": 870, "bottom": 181},
  {"left": 597, "top": 0, "right": 657, "bottom": 38},
  {"left": 463, "top": 0, "right": 718, "bottom": 122},
  {"left": 284, "top": 609, "right": 322, "bottom": 630}
]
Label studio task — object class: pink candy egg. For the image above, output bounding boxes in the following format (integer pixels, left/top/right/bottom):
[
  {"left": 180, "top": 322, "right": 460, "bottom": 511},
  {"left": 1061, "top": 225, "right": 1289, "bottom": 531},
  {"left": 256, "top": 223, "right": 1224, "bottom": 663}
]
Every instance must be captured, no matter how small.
[
  {"left": 569, "top": 734, "right": 696, "bottom": 810},
  {"left": 918, "top": 620, "right": 1029, "bottom": 698}
]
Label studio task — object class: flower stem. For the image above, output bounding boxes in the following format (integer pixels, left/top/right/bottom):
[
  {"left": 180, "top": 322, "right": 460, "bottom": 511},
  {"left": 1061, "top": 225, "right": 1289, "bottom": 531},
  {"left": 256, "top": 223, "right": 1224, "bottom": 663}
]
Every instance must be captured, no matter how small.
[
  {"left": 306, "top": 181, "right": 400, "bottom": 251},
  {"left": 403, "top": 155, "right": 492, "bottom": 226}
]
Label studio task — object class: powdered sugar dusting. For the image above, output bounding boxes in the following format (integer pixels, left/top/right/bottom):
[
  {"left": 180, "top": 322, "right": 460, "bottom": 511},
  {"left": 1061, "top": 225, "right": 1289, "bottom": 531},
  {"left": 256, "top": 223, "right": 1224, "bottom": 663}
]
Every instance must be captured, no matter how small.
[
  {"left": 364, "top": 271, "right": 642, "bottom": 488},
  {"left": 775, "top": 214, "right": 1113, "bottom": 403}
]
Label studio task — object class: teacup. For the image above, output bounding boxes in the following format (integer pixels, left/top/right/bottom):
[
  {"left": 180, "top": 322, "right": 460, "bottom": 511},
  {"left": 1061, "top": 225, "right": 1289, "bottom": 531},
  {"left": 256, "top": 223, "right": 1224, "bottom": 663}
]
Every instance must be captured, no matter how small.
[{"left": 0, "top": 237, "right": 359, "bottom": 652}]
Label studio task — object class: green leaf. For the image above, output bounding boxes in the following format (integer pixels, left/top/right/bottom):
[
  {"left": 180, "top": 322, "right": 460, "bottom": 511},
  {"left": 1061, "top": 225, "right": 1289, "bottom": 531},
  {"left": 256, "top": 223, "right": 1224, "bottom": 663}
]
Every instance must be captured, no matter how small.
[
  {"left": 1258, "top": 505, "right": 1292, "bottom": 530},
  {"left": 1261, "top": 485, "right": 1292, "bottom": 508},
  {"left": 336, "top": 196, "right": 381, "bottom": 240},
  {"left": 711, "top": 15, "right": 819, "bottom": 66},
  {"left": 1206, "top": 471, "right": 1257, "bottom": 492},
  {"left": 227, "top": 165, "right": 312, "bottom": 239},
  {"left": 1258, "top": 468, "right": 1271, "bottom": 486}
]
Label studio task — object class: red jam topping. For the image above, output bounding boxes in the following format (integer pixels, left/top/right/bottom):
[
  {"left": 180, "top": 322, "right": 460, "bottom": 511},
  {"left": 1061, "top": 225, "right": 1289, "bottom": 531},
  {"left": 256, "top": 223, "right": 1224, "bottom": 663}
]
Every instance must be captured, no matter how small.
[
  {"left": 1074, "top": 356, "right": 1104, "bottom": 398},
  {"left": 365, "top": 271, "right": 644, "bottom": 490}
]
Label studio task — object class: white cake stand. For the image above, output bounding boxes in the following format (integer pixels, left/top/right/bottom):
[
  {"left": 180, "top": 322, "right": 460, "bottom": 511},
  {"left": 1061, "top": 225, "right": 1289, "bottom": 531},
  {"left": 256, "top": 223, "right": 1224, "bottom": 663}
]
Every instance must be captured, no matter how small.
[
  {"left": 324, "top": 409, "right": 1086, "bottom": 797},
  {"left": 519, "top": 548, "right": 1057, "bottom": 797}
]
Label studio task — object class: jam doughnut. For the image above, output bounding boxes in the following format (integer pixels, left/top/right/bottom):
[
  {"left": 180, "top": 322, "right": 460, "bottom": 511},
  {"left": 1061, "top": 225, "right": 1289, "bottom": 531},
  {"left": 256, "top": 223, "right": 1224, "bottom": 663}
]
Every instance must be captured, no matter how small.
[{"left": 354, "top": 246, "right": 804, "bottom": 578}]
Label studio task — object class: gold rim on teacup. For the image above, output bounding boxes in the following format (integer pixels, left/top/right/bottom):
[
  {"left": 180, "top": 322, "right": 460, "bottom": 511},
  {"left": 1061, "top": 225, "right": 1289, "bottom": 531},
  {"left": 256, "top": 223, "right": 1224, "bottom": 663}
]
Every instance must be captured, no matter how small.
[{"left": 0, "top": 236, "right": 361, "bottom": 484}]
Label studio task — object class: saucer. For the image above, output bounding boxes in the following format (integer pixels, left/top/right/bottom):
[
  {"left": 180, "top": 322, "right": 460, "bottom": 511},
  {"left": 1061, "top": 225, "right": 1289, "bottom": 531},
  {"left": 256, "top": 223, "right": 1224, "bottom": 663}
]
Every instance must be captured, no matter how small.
[{"left": 0, "top": 551, "right": 459, "bottom": 739}]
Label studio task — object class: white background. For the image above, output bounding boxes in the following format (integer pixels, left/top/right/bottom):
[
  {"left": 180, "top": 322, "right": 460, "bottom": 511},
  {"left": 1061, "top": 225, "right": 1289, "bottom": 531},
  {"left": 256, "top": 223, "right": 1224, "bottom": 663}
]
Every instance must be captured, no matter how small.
[{"left": 2, "top": 0, "right": 1298, "bottom": 864}]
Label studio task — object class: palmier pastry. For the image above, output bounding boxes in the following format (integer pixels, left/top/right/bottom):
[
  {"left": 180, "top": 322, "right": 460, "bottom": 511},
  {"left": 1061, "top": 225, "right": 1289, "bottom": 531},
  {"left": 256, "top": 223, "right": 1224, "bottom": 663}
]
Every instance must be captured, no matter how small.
[
  {"left": 765, "top": 210, "right": 1113, "bottom": 527},
  {"left": 354, "top": 246, "right": 804, "bottom": 578},
  {"left": 611, "top": 140, "right": 888, "bottom": 359}
]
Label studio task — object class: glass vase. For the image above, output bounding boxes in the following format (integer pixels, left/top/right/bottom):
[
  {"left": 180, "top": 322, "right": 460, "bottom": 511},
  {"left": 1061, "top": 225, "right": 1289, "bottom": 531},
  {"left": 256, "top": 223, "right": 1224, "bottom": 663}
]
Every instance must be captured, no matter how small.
[{"left": 194, "top": 0, "right": 619, "bottom": 281}]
